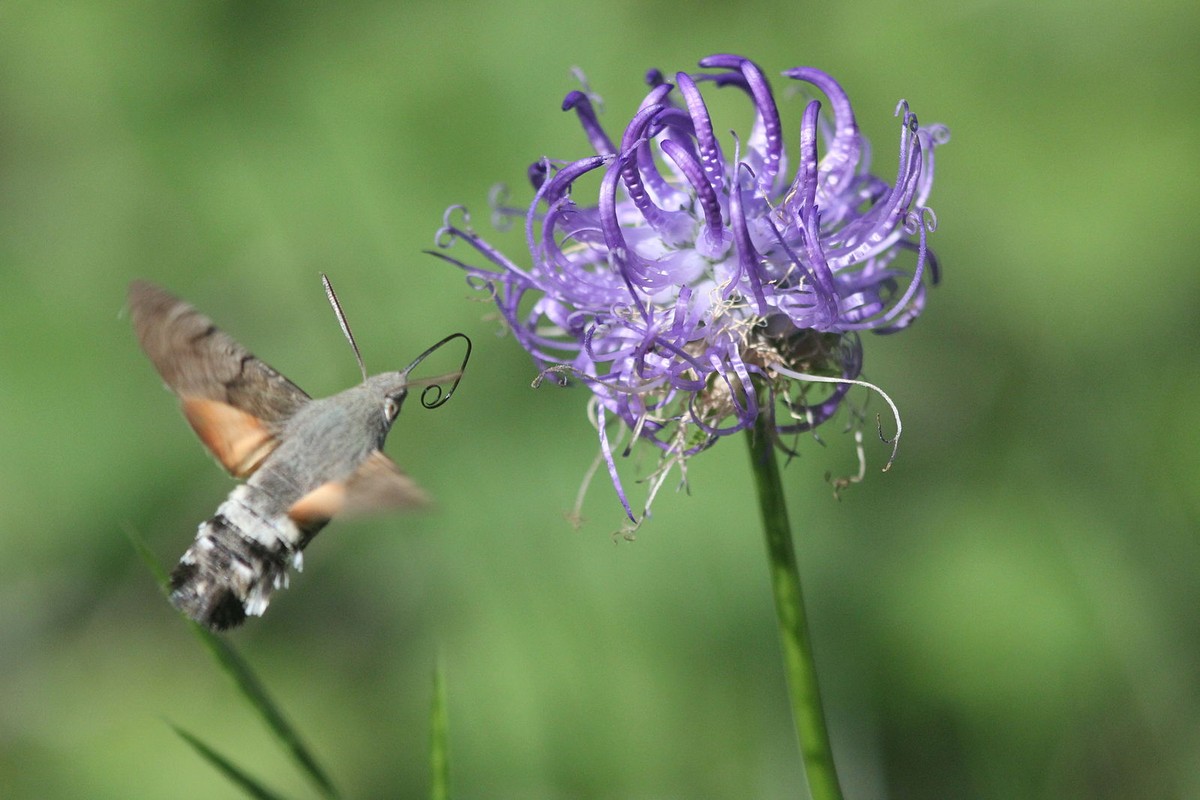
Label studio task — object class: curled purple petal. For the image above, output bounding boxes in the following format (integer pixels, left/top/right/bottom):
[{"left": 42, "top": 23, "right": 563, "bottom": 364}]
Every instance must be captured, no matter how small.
[{"left": 563, "top": 90, "right": 616, "bottom": 156}]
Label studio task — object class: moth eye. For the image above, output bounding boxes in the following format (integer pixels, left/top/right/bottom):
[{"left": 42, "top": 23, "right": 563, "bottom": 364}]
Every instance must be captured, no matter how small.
[{"left": 384, "top": 397, "right": 400, "bottom": 423}]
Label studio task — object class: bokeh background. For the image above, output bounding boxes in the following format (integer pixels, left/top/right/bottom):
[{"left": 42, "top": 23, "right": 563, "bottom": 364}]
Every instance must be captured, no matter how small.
[{"left": 1, "top": 2, "right": 1196, "bottom": 798}]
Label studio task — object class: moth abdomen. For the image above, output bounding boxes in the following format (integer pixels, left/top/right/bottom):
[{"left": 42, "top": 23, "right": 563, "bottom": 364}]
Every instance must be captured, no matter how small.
[
  {"left": 168, "top": 490, "right": 308, "bottom": 631},
  {"left": 170, "top": 558, "right": 249, "bottom": 631}
]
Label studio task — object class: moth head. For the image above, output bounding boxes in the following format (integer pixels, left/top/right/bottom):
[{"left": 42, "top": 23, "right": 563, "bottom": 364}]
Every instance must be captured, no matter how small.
[{"left": 320, "top": 272, "right": 470, "bottom": 434}]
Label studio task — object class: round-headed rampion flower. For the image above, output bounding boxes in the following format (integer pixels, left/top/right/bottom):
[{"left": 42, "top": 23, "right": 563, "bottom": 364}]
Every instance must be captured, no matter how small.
[{"left": 434, "top": 54, "right": 948, "bottom": 529}]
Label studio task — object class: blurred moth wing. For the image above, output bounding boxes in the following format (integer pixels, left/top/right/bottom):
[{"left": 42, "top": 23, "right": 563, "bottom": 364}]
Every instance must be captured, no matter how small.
[{"left": 128, "top": 280, "right": 311, "bottom": 477}]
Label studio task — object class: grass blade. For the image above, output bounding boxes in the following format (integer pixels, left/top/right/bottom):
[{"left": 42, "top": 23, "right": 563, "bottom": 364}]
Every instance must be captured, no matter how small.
[
  {"left": 170, "top": 724, "right": 290, "bottom": 800},
  {"left": 124, "top": 525, "right": 339, "bottom": 798},
  {"left": 430, "top": 662, "right": 450, "bottom": 800},
  {"left": 122, "top": 522, "right": 170, "bottom": 588},
  {"left": 186, "top": 624, "right": 340, "bottom": 798}
]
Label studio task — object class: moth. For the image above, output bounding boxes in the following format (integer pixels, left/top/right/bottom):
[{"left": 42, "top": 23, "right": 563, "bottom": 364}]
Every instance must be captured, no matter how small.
[{"left": 129, "top": 278, "right": 468, "bottom": 631}]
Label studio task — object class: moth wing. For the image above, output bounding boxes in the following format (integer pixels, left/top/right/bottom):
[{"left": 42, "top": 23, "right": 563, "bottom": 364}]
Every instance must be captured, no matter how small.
[
  {"left": 288, "top": 451, "right": 429, "bottom": 527},
  {"left": 128, "top": 280, "right": 311, "bottom": 477},
  {"left": 341, "top": 452, "right": 430, "bottom": 515}
]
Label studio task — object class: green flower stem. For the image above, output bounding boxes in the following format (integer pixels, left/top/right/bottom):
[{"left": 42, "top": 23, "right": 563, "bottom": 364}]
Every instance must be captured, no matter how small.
[{"left": 746, "top": 414, "right": 845, "bottom": 800}]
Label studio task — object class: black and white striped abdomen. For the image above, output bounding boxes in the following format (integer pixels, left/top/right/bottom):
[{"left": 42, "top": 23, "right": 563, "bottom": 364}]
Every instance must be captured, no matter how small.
[{"left": 168, "top": 484, "right": 319, "bottom": 630}]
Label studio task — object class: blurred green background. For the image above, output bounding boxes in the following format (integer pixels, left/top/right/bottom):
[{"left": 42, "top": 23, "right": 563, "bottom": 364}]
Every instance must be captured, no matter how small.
[{"left": 1, "top": 2, "right": 1196, "bottom": 798}]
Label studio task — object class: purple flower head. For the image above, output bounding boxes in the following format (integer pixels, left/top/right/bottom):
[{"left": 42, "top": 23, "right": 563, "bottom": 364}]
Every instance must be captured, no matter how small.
[{"left": 434, "top": 55, "right": 948, "bottom": 530}]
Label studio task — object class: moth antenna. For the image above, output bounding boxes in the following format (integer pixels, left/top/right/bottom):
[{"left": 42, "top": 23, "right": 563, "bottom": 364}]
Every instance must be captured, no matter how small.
[{"left": 321, "top": 273, "right": 368, "bottom": 383}]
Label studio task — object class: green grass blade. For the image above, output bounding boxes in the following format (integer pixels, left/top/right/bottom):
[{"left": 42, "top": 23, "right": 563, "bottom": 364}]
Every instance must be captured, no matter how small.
[
  {"left": 170, "top": 724, "right": 290, "bottom": 800},
  {"left": 185, "top": 618, "right": 340, "bottom": 798},
  {"left": 430, "top": 662, "right": 450, "bottom": 800},
  {"left": 124, "top": 525, "right": 339, "bottom": 799},
  {"left": 122, "top": 523, "right": 170, "bottom": 588}
]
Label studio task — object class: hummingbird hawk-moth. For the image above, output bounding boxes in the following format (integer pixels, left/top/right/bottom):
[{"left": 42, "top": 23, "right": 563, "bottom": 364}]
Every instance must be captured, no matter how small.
[{"left": 128, "top": 278, "right": 469, "bottom": 631}]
